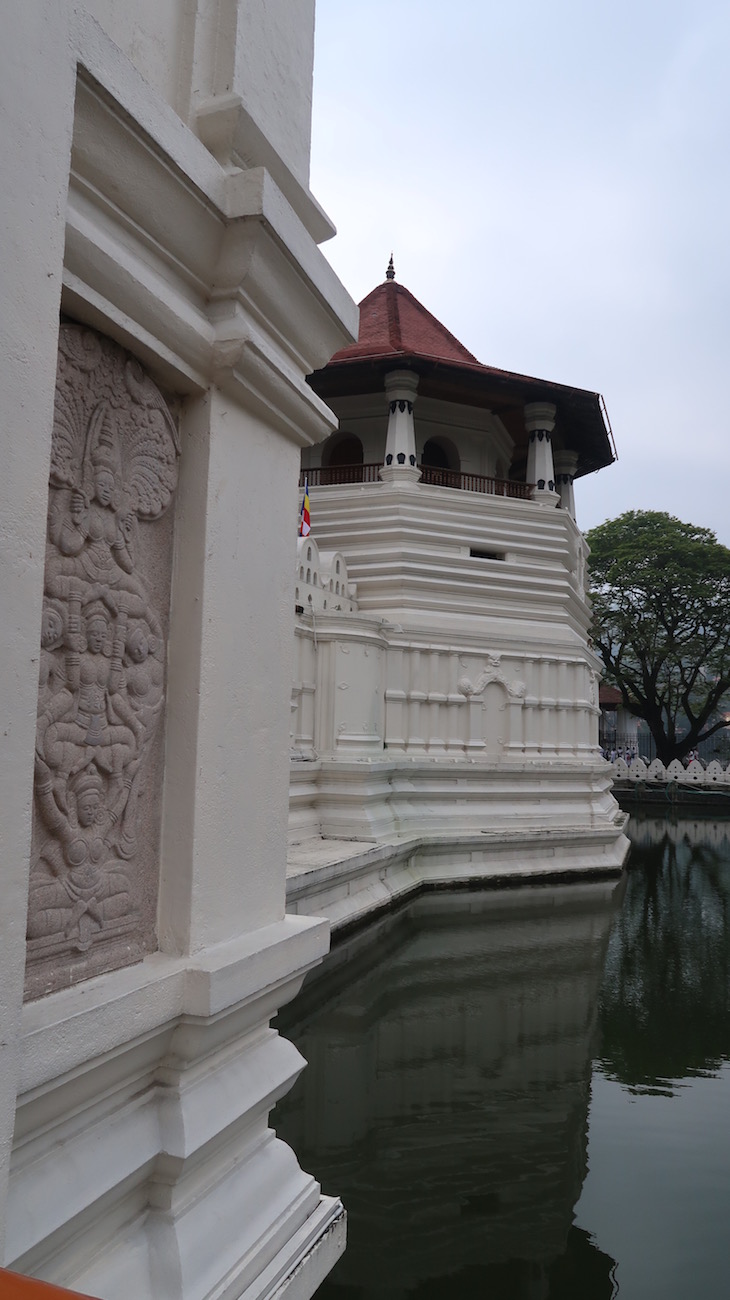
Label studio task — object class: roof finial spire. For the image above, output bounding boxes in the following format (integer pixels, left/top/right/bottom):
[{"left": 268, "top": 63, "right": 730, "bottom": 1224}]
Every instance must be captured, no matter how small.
[{"left": 386, "top": 253, "right": 395, "bottom": 281}]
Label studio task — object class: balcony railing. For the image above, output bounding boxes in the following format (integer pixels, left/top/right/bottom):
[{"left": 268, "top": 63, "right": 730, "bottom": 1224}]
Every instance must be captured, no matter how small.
[
  {"left": 302, "top": 463, "right": 383, "bottom": 486},
  {"left": 300, "top": 464, "right": 533, "bottom": 499},
  {"left": 418, "top": 465, "right": 533, "bottom": 498}
]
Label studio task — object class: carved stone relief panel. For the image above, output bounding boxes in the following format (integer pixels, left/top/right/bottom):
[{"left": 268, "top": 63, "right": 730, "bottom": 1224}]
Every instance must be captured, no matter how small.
[{"left": 25, "top": 325, "right": 180, "bottom": 1000}]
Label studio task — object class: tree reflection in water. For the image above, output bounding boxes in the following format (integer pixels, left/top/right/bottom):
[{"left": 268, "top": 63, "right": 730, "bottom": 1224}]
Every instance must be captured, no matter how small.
[{"left": 599, "top": 816, "right": 730, "bottom": 1092}]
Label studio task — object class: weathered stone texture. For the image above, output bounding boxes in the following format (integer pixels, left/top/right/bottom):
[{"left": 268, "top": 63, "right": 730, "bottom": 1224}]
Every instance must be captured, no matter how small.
[{"left": 26, "top": 324, "right": 179, "bottom": 999}]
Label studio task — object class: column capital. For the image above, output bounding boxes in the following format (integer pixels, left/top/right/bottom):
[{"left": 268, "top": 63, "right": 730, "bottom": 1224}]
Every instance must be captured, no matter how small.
[
  {"left": 553, "top": 449, "right": 579, "bottom": 476},
  {"left": 524, "top": 401, "right": 557, "bottom": 435},
  {"left": 384, "top": 369, "right": 420, "bottom": 402}
]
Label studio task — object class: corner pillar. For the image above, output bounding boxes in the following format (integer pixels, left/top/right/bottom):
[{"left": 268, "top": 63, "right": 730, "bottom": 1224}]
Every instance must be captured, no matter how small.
[
  {"left": 525, "top": 402, "right": 559, "bottom": 508},
  {"left": 554, "top": 449, "right": 579, "bottom": 519},
  {"left": 380, "top": 370, "right": 421, "bottom": 485}
]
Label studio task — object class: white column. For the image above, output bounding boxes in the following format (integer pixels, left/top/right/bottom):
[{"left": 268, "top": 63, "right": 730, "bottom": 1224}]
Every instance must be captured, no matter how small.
[
  {"left": 525, "top": 402, "right": 560, "bottom": 508},
  {"left": 161, "top": 388, "right": 300, "bottom": 950},
  {"left": 380, "top": 370, "right": 421, "bottom": 485},
  {"left": 554, "top": 449, "right": 579, "bottom": 518},
  {"left": 0, "top": 0, "right": 75, "bottom": 1258}
]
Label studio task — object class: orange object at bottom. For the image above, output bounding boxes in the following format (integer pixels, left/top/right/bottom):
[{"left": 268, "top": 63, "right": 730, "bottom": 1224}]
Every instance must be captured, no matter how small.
[{"left": 0, "top": 1270, "right": 99, "bottom": 1299}]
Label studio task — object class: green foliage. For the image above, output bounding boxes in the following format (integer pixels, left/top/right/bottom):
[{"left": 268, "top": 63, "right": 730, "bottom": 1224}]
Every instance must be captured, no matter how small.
[{"left": 586, "top": 511, "right": 730, "bottom": 763}]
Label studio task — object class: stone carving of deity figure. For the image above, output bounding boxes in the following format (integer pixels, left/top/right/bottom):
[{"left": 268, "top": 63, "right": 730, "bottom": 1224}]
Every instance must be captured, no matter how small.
[
  {"left": 29, "top": 758, "right": 132, "bottom": 952},
  {"left": 46, "top": 402, "right": 151, "bottom": 616},
  {"left": 36, "top": 599, "right": 143, "bottom": 808},
  {"left": 124, "top": 622, "right": 165, "bottom": 729},
  {"left": 27, "top": 325, "right": 180, "bottom": 986},
  {"left": 53, "top": 408, "right": 135, "bottom": 571},
  {"left": 38, "top": 602, "right": 66, "bottom": 709}
]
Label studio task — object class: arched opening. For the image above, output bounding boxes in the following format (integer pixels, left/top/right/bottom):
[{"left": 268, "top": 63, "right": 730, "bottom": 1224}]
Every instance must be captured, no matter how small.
[
  {"left": 421, "top": 437, "right": 460, "bottom": 486},
  {"left": 322, "top": 432, "right": 364, "bottom": 482}
]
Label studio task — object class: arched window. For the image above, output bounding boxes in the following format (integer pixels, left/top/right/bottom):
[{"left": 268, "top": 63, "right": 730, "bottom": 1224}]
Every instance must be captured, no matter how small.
[
  {"left": 322, "top": 432, "right": 364, "bottom": 482},
  {"left": 421, "top": 437, "right": 460, "bottom": 485},
  {"left": 422, "top": 439, "right": 451, "bottom": 470}
]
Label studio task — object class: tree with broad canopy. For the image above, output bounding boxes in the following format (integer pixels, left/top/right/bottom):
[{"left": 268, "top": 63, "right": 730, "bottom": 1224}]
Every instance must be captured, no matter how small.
[{"left": 586, "top": 511, "right": 730, "bottom": 765}]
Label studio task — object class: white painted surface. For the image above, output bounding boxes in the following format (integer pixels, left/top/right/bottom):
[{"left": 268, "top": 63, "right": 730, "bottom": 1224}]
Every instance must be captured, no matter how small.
[
  {"left": 0, "top": 3, "right": 356, "bottom": 1296},
  {"left": 288, "top": 391, "right": 628, "bottom": 923},
  {"left": 0, "top": 0, "right": 76, "bottom": 1259}
]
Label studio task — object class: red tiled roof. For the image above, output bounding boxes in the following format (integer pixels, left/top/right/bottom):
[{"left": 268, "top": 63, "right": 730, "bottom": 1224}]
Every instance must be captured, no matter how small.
[
  {"left": 328, "top": 280, "right": 481, "bottom": 367},
  {"left": 309, "top": 274, "right": 617, "bottom": 480},
  {"left": 599, "top": 685, "right": 623, "bottom": 706}
]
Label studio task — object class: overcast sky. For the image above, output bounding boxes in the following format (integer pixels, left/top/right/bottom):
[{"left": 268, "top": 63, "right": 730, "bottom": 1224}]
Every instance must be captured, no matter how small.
[{"left": 309, "top": 0, "right": 730, "bottom": 545}]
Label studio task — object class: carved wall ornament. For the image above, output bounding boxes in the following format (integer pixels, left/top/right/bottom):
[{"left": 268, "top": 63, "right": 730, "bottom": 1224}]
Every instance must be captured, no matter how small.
[
  {"left": 458, "top": 659, "right": 526, "bottom": 701},
  {"left": 26, "top": 325, "right": 180, "bottom": 998}
]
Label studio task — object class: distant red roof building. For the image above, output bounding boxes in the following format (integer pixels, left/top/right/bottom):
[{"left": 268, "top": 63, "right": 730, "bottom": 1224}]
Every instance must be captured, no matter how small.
[
  {"left": 599, "top": 685, "right": 623, "bottom": 707},
  {"left": 328, "top": 279, "right": 481, "bottom": 367},
  {"left": 309, "top": 270, "right": 616, "bottom": 480}
]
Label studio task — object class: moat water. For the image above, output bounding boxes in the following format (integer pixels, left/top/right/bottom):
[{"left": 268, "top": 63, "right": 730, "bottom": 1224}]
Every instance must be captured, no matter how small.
[{"left": 275, "top": 815, "right": 730, "bottom": 1299}]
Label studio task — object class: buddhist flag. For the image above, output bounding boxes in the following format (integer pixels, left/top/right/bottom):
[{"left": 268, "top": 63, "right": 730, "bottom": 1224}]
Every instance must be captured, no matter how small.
[{"left": 299, "top": 478, "right": 311, "bottom": 536}]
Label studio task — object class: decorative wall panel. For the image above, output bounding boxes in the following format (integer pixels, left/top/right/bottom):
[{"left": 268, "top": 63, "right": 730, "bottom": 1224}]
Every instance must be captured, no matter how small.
[{"left": 26, "top": 325, "right": 179, "bottom": 998}]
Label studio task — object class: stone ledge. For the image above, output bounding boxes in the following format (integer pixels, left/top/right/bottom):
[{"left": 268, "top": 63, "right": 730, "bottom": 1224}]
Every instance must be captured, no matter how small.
[{"left": 286, "top": 825, "right": 629, "bottom": 933}]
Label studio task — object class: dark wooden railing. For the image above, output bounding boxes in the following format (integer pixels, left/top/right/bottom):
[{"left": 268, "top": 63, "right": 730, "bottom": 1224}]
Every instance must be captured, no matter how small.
[
  {"left": 300, "top": 464, "right": 533, "bottom": 499},
  {"left": 418, "top": 465, "right": 533, "bottom": 498},
  {"left": 301, "top": 464, "right": 382, "bottom": 486}
]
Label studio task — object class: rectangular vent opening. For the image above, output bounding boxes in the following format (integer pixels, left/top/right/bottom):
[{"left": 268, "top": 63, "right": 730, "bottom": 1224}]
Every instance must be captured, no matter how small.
[{"left": 470, "top": 548, "right": 506, "bottom": 562}]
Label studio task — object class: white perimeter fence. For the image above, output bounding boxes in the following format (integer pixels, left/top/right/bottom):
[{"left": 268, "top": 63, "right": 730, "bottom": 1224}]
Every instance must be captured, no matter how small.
[{"left": 609, "top": 757, "right": 730, "bottom": 786}]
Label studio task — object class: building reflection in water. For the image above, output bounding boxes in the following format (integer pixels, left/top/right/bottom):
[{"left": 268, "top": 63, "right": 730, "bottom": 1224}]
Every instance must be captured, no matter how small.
[{"left": 275, "top": 881, "right": 623, "bottom": 1299}]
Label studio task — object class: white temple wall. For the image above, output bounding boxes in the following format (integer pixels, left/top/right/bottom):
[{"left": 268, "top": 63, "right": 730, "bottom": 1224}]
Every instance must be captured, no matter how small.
[
  {"left": 412, "top": 399, "right": 515, "bottom": 479},
  {"left": 1, "top": 4, "right": 358, "bottom": 1295},
  {"left": 303, "top": 396, "right": 387, "bottom": 469},
  {"left": 286, "top": 478, "right": 627, "bottom": 911},
  {"left": 83, "top": 0, "right": 323, "bottom": 240},
  {"left": 0, "top": 1, "right": 77, "bottom": 1256},
  {"left": 303, "top": 481, "right": 590, "bottom": 631},
  {"left": 291, "top": 622, "right": 600, "bottom": 768},
  {"left": 84, "top": 0, "right": 189, "bottom": 109}
]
